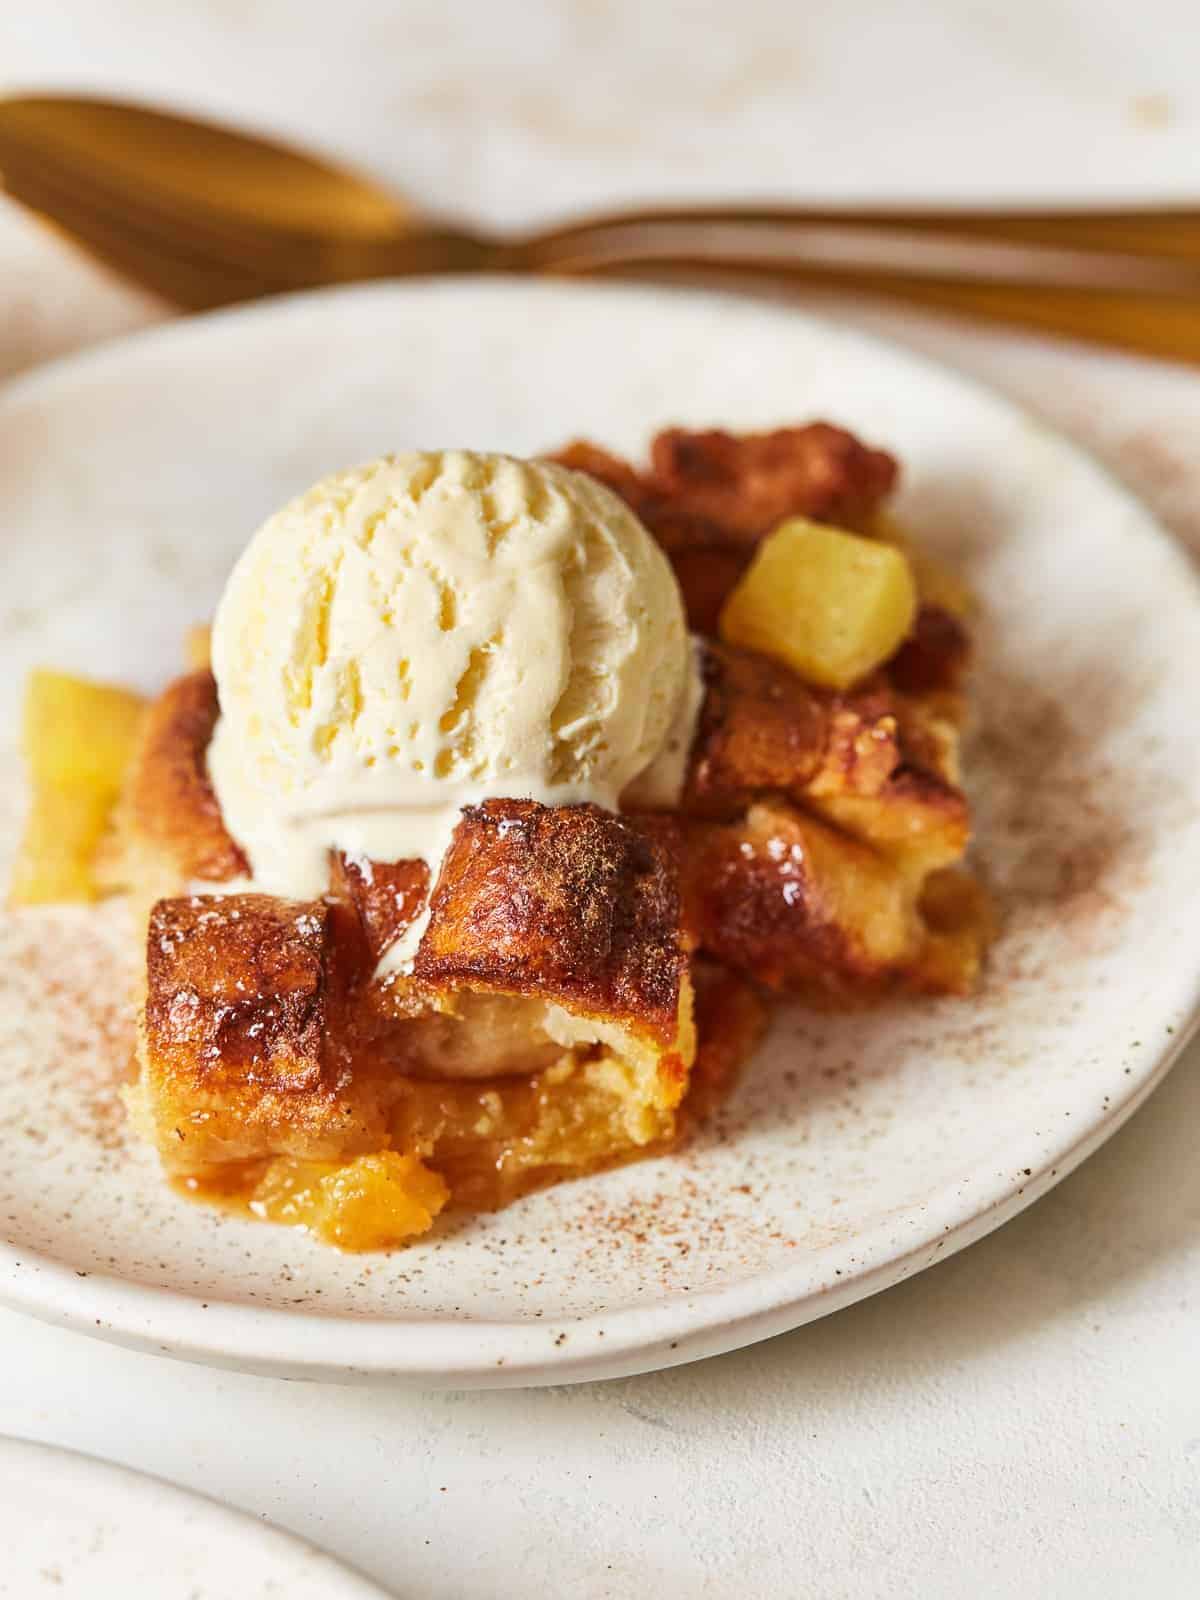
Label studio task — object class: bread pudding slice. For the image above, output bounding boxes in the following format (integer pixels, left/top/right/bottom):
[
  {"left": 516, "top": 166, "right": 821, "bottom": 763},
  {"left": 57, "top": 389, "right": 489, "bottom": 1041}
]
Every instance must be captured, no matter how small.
[{"left": 118, "top": 677, "right": 695, "bottom": 1244}]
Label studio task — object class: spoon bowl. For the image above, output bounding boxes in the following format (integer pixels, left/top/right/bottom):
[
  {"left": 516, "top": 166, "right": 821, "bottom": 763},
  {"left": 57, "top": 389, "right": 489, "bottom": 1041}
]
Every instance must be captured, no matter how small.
[{"left": 0, "top": 94, "right": 411, "bottom": 241}]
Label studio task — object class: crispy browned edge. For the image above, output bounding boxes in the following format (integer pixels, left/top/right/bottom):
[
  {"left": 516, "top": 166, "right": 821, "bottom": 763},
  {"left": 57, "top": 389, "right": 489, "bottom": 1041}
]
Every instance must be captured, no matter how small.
[
  {"left": 329, "top": 854, "right": 431, "bottom": 967},
  {"left": 413, "top": 799, "right": 687, "bottom": 1048},
  {"left": 686, "top": 641, "right": 902, "bottom": 817},
  {"left": 140, "top": 893, "right": 391, "bottom": 1168},
  {"left": 125, "top": 670, "right": 246, "bottom": 883},
  {"left": 146, "top": 894, "right": 332, "bottom": 1095}
]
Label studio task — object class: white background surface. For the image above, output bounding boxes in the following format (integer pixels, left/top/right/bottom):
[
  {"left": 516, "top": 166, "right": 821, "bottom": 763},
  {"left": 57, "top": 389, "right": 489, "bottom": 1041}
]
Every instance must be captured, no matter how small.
[
  {"left": 2, "top": 3, "right": 1200, "bottom": 1595},
  {"left": 0, "top": 1435, "right": 388, "bottom": 1598}
]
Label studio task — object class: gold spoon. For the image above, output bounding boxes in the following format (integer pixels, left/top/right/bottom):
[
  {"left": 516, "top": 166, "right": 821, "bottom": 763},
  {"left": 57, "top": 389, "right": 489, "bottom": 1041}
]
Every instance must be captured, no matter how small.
[{"left": 5, "top": 92, "right": 1200, "bottom": 363}]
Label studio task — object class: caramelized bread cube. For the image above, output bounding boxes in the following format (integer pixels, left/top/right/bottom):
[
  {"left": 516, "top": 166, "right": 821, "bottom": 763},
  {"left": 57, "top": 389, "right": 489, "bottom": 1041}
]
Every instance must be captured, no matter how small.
[
  {"left": 687, "top": 801, "right": 925, "bottom": 991},
  {"left": 647, "top": 425, "right": 899, "bottom": 539},
  {"left": 133, "top": 805, "right": 697, "bottom": 1220},
  {"left": 414, "top": 800, "right": 688, "bottom": 1051},
  {"left": 685, "top": 642, "right": 900, "bottom": 817},
  {"left": 683, "top": 641, "right": 969, "bottom": 884},
  {"left": 134, "top": 894, "right": 389, "bottom": 1176},
  {"left": 331, "top": 852, "right": 430, "bottom": 966},
  {"left": 809, "top": 766, "right": 970, "bottom": 882},
  {"left": 887, "top": 604, "right": 971, "bottom": 698},
  {"left": 555, "top": 424, "right": 897, "bottom": 543},
  {"left": 122, "top": 670, "right": 247, "bottom": 896},
  {"left": 147, "top": 894, "right": 332, "bottom": 1092},
  {"left": 801, "top": 684, "right": 969, "bottom": 879}
]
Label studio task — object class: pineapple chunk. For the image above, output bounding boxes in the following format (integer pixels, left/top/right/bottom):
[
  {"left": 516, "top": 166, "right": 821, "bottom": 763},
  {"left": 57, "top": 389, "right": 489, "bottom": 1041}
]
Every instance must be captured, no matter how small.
[
  {"left": 9, "top": 786, "right": 114, "bottom": 905},
  {"left": 10, "top": 669, "right": 146, "bottom": 905},
  {"left": 22, "top": 668, "right": 145, "bottom": 789},
  {"left": 720, "top": 517, "right": 918, "bottom": 690},
  {"left": 249, "top": 1151, "right": 449, "bottom": 1250}
]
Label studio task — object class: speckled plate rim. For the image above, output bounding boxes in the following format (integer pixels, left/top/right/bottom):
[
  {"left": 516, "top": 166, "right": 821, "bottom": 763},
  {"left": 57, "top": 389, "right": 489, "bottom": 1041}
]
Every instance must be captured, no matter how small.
[
  {"left": 0, "top": 277, "right": 1197, "bottom": 1387},
  {"left": 3, "top": 1013, "right": 1195, "bottom": 1387},
  {"left": 0, "top": 1433, "right": 391, "bottom": 1594}
]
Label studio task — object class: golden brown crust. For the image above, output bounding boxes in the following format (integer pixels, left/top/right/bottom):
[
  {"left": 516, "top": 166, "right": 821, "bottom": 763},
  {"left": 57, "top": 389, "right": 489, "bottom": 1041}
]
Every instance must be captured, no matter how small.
[
  {"left": 146, "top": 894, "right": 334, "bottom": 1093},
  {"left": 679, "top": 639, "right": 970, "bottom": 891},
  {"left": 137, "top": 831, "right": 696, "bottom": 1188},
  {"left": 678, "top": 961, "right": 768, "bottom": 1122},
  {"left": 138, "top": 894, "right": 391, "bottom": 1176},
  {"left": 673, "top": 632, "right": 971, "bottom": 893},
  {"left": 810, "top": 767, "right": 969, "bottom": 879},
  {"left": 685, "top": 801, "right": 923, "bottom": 992},
  {"left": 887, "top": 604, "right": 971, "bottom": 696},
  {"left": 553, "top": 425, "right": 897, "bottom": 540},
  {"left": 330, "top": 852, "right": 431, "bottom": 966},
  {"left": 647, "top": 424, "right": 899, "bottom": 540},
  {"left": 127, "top": 670, "right": 246, "bottom": 883},
  {"left": 414, "top": 800, "right": 686, "bottom": 1047},
  {"left": 685, "top": 642, "right": 900, "bottom": 818},
  {"left": 552, "top": 424, "right": 899, "bottom": 632},
  {"left": 136, "top": 798, "right": 696, "bottom": 1185}
]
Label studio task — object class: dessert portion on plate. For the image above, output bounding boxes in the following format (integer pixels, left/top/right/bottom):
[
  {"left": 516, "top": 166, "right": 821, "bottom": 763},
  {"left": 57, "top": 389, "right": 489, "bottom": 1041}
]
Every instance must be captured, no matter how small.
[{"left": 12, "top": 424, "right": 988, "bottom": 1249}]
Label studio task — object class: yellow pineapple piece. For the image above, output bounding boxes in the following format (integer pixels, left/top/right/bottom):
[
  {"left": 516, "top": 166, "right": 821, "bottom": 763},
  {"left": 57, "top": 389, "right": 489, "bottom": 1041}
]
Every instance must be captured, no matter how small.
[
  {"left": 22, "top": 668, "right": 145, "bottom": 788},
  {"left": 720, "top": 517, "right": 918, "bottom": 691},
  {"left": 249, "top": 1151, "right": 449, "bottom": 1250},
  {"left": 10, "top": 669, "right": 146, "bottom": 905},
  {"left": 9, "top": 786, "right": 114, "bottom": 905}
]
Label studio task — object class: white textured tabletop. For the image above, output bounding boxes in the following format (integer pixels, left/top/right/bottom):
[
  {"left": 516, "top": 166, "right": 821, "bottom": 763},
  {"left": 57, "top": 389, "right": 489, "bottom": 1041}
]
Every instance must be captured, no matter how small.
[{"left": 3, "top": 3, "right": 1200, "bottom": 1595}]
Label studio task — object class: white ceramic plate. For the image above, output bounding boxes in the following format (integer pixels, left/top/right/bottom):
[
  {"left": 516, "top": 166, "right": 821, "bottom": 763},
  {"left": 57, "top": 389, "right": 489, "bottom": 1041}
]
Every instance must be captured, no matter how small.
[
  {"left": 0, "top": 279, "right": 1196, "bottom": 1387},
  {"left": 0, "top": 1434, "right": 387, "bottom": 1596}
]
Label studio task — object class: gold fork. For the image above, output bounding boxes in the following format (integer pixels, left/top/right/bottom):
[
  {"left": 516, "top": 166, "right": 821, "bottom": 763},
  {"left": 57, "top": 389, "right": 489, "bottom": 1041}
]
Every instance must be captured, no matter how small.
[{"left": 4, "top": 93, "right": 1200, "bottom": 363}]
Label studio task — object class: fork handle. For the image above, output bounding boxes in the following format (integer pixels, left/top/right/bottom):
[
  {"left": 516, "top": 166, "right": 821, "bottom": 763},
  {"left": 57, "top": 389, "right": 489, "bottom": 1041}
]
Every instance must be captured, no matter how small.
[
  {"left": 519, "top": 203, "right": 1200, "bottom": 264},
  {"left": 531, "top": 244, "right": 1200, "bottom": 366}
]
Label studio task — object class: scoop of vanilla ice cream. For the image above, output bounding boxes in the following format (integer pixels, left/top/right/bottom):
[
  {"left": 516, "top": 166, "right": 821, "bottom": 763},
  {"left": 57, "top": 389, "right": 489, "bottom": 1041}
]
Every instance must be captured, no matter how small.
[{"left": 207, "top": 450, "right": 694, "bottom": 902}]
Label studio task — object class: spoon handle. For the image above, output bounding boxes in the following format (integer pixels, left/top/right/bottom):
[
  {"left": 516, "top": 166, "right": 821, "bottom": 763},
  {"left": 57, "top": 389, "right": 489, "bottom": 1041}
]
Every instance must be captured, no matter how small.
[
  {"left": 516, "top": 203, "right": 1200, "bottom": 265},
  {"left": 496, "top": 215, "right": 1200, "bottom": 366},
  {"left": 559, "top": 257, "right": 1200, "bottom": 365}
]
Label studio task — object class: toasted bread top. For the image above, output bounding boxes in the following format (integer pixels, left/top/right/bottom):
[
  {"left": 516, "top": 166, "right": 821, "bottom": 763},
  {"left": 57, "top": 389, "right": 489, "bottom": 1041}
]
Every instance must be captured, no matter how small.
[
  {"left": 127, "top": 670, "right": 246, "bottom": 884},
  {"left": 413, "top": 799, "right": 687, "bottom": 1046}
]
